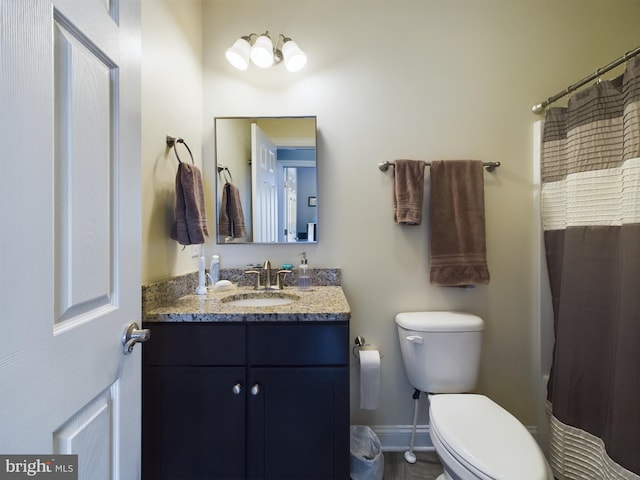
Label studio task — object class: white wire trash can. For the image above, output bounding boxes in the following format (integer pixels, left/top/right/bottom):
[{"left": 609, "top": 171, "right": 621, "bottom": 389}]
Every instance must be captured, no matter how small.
[{"left": 350, "top": 425, "right": 384, "bottom": 480}]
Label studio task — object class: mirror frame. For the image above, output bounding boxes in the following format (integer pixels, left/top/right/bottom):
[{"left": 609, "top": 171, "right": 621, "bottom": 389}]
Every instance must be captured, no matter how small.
[{"left": 214, "top": 116, "right": 318, "bottom": 245}]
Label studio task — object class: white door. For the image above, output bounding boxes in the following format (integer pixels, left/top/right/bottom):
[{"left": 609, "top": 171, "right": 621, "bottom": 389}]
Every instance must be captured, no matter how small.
[
  {"left": 284, "top": 168, "right": 298, "bottom": 242},
  {"left": 0, "top": 1, "right": 142, "bottom": 479},
  {"left": 251, "top": 124, "right": 278, "bottom": 242}
]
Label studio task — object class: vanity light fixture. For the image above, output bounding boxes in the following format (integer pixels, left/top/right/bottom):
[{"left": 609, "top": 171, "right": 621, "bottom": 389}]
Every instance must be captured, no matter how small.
[{"left": 225, "top": 32, "right": 307, "bottom": 72}]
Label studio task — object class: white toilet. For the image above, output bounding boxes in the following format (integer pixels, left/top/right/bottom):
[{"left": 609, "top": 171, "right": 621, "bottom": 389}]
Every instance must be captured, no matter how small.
[{"left": 395, "top": 311, "right": 553, "bottom": 480}]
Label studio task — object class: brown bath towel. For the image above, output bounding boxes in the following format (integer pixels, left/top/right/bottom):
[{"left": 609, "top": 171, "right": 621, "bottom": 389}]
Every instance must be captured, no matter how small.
[
  {"left": 171, "top": 163, "right": 209, "bottom": 245},
  {"left": 393, "top": 159, "right": 425, "bottom": 224},
  {"left": 429, "top": 160, "right": 490, "bottom": 286},
  {"left": 218, "top": 182, "right": 247, "bottom": 238}
]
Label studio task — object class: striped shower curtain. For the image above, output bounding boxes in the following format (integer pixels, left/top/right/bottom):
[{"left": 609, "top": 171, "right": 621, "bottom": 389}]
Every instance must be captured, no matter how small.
[{"left": 541, "top": 56, "right": 640, "bottom": 479}]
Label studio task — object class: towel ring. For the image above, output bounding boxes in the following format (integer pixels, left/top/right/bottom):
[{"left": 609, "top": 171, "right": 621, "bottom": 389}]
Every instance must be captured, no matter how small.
[
  {"left": 217, "top": 166, "right": 233, "bottom": 184},
  {"left": 166, "top": 135, "right": 194, "bottom": 165}
]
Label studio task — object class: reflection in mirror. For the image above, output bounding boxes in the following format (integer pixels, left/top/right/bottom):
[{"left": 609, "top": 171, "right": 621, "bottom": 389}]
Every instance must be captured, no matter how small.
[{"left": 215, "top": 117, "right": 317, "bottom": 244}]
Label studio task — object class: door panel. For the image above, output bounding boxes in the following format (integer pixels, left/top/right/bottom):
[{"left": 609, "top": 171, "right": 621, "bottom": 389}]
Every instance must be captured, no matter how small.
[
  {"left": 143, "top": 366, "right": 247, "bottom": 480},
  {"left": 251, "top": 124, "right": 278, "bottom": 242},
  {"left": 247, "top": 367, "right": 350, "bottom": 480},
  {"left": 54, "top": 388, "right": 115, "bottom": 480},
  {"left": 54, "top": 13, "right": 115, "bottom": 323}
]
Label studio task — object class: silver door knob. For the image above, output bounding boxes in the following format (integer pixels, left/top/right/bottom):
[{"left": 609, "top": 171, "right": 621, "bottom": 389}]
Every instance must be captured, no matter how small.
[
  {"left": 122, "top": 322, "right": 151, "bottom": 355},
  {"left": 250, "top": 384, "right": 260, "bottom": 396},
  {"left": 232, "top": 383, "right": 242, "bottom": 395}
]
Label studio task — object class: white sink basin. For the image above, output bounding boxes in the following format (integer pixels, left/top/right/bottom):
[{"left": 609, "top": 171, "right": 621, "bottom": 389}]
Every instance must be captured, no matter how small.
[{"left": 221, "top": 292, "right": 300, "bottom": 307}]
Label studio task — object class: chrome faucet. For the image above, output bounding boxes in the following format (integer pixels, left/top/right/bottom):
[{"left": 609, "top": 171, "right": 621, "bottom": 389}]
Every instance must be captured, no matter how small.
[
  {"left": 245, "top": 259, "right": 290, "bottom": 290},
  {"left": 262, "top": 259, "right": 272, "bottom": 289}
]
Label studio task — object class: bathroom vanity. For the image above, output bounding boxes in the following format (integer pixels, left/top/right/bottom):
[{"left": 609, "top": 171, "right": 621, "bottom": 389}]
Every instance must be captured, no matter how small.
[{"left": 141, "top": 277, "right": 350, "bottom": 480}]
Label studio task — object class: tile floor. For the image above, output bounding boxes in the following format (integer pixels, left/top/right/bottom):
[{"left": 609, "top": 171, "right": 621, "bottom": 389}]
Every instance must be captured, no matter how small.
[{"left": 382, "top": 450, "right": 443, "bottom": 480}]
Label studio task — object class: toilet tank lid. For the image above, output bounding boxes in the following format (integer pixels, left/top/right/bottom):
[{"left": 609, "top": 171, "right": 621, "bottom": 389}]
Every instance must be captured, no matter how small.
[{"left": 395, "top": 311, "right": 484, "bottom": 332}]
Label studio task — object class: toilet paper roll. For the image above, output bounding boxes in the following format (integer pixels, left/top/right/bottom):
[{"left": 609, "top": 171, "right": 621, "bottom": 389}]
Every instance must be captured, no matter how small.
[{"left": 359, "top": 349, "right": 381, "bottom": 410}]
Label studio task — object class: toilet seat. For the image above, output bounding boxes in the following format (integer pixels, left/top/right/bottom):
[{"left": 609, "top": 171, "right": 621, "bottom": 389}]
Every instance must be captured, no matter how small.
[
  {"left": 430, "top": 420, "right": 492, "bottom": 480},
  {"left": 429, "top": 394, "right": 550, "bottom": 480}
]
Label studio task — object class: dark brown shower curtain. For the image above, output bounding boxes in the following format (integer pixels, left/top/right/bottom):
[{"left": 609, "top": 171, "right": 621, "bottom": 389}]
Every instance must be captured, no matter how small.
[{"left": 541, "top": 56, "right": 640, "bottom": 479}]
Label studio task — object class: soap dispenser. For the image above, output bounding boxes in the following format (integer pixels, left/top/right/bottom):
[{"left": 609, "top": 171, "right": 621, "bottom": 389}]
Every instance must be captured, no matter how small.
[{"left": 298, "top": 252, "right": 311, "bottom": 291}]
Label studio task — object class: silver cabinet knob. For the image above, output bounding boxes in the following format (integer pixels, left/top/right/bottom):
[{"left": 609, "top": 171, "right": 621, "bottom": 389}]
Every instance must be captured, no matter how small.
[
  {"left": 232, "top": 383, "right": 242, "bottom": 395},
  {"left": 122, "top": 322, "right": 151, "bottom": 355},
  {"left": 250, "top": 384, "right": 260, "bottom": 396}
]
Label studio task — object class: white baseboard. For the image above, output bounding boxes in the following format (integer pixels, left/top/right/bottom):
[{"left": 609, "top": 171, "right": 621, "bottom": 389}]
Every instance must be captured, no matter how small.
[{"left": 370, "top": 424, "right": 539, "bottom": 452}]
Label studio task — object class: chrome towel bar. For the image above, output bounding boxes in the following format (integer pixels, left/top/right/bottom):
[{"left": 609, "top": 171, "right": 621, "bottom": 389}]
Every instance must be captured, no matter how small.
[{"left": 378, "top": 160, "right": 500, "bottom": 173}]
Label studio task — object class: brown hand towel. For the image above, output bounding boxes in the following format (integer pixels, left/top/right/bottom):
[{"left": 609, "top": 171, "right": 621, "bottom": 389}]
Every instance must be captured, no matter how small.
[
  {"left": 393, "top": 159, "right": 425, "bottom": 224},
  {"left": 171, "top": 163, "right": 209, "bottom": 245},
  {"left": 429, "top": 160, "right": 490, "bottom": 286},
  {"left": 218, "top": 182, "right": 247, "bottom": 238}
]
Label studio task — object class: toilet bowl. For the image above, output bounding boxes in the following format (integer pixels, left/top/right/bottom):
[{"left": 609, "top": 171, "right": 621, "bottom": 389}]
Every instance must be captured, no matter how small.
[{"left": 395, "top": 312, "right": 552, "bottom": 480}]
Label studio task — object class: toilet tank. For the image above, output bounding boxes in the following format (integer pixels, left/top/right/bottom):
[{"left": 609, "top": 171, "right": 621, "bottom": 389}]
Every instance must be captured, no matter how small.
[{"left": 395, "top": 312, "right": 484, "bottom": 393}]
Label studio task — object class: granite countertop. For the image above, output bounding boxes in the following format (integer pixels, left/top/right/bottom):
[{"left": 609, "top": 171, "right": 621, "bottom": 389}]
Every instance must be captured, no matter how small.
[{"left": 144, "top": 285, "right": 351, "bottom": 323}]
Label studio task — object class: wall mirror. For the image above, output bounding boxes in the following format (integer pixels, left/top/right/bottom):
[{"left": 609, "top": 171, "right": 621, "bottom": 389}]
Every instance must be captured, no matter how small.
[{"left": 214, "top": 116, "right": 318, "bottom": 244}]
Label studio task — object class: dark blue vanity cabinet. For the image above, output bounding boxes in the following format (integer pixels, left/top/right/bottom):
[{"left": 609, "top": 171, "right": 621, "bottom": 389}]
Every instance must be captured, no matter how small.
[{"left": 142, "top": 321, "right": 350, "bottom": 480}]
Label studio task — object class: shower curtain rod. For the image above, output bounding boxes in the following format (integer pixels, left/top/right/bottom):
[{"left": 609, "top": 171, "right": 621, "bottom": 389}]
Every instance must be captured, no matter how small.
[{"left": 531, "top": 45, "right": 640, "bottom": 114}]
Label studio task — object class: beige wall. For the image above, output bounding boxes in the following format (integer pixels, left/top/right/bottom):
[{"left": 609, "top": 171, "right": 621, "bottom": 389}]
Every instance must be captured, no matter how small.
[
  {"left": 141, "top": 0, "right": 203, "bottom": 282},
  {"left": 142, "top": 0, "right": 640, "bottom": 435}
]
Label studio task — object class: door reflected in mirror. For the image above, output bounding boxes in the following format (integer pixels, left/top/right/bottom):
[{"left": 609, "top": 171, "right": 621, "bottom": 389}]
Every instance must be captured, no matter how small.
[{"left": 214, "top": 117, "right": 318, "bottom": 244}]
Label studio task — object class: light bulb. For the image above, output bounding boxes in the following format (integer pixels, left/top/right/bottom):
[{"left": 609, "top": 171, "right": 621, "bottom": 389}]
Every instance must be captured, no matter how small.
[
  {"left": 282, "top": 39, "right": 307, "bottom": 72},
  {"left": 225, "top": 37, "right": 251, "bottom": 70},
  {"left": 250, "top": 33, "right": 274, "bottom": 68}
]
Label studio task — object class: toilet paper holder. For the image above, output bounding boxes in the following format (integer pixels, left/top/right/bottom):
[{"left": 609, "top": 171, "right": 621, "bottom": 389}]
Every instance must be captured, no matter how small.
[{"left": 353, "top": 336, "right": 383, "bottom": 361}]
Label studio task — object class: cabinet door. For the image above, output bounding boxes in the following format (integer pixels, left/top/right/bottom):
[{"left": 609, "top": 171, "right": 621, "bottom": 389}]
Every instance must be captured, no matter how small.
[
  {"left": 143, "top": 366, "right": 246, "bottom": 480},
  {"left": 247, "top": 367, "right": 350, "bottom": 480}
]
